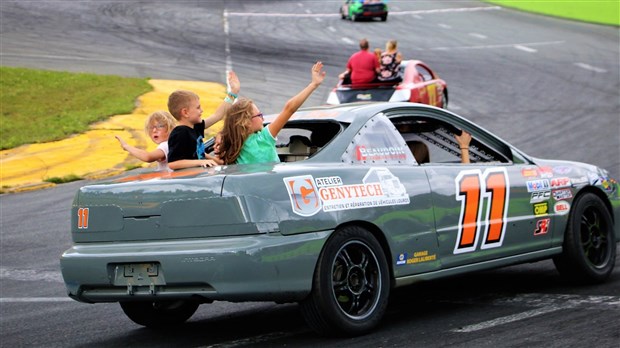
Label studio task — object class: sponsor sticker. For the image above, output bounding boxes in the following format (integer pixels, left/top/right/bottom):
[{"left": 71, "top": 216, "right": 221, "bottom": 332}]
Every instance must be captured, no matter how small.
[
  {"left": 534, "top": 202, "right": 549, "bottom": 216},
  {"left": 521, "top": 167, "right": 538, "bottom": 178},
  {"left": 538, "top": 166, "right": 554, "bottom": 178},
  {"left": 356, "top": 145, "right": 407, "bottom": 162},
  {"left": 552, "top": 188, "right": 572, "bottom": 201},
  {"left": 554, "top": 201, "right": 570, "bottom": 215},
  {"left": 284, "top": 168, "right": 410, "bottom": 216},
  {"left": 534, "top": 218, "right": 550, "bottom": 235},
  {"left": 405, "top": 250, "right": 437, "bottom": 264},
  {"left": 553, "top": 166, "right": 572, "bottom": 175},
  {"left": 530, "top": 190, "right": 551, "bottom": 203},
  {"left": 550, "top": 177, "right": 571, "bottom": 188},
  {"left": 572, "top": 176, "right": 589, "bottom": 186},
  {"left": 527, "top": 179, "right": 550, "bottom": 192},
  {"left": 396, "top": 253, "right": 407, "bottom": 266}
]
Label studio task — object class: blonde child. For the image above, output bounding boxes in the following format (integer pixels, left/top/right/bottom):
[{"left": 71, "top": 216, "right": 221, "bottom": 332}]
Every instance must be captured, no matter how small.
[
  {"left": 220, "top": 62, "right": 325, "bottom": 165},
  {"left": 167, "top": 71, "right": 240, "bottom": 170},
  {"left": 115, "top": 110, "right": 176, "bottom": 172}
]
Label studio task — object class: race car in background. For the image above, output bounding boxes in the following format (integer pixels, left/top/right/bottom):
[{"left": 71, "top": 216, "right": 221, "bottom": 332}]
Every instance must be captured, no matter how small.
[
  {"left": 340, "top": 0, "right": 388, "bottom": 21},
  {"left": 327, "top": 60, "right": 448, "bottom": 108}
]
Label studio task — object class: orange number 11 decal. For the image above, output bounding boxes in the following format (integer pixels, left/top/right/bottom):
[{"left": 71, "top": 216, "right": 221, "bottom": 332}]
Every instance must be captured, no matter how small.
[
  {"left": 77, "top": 207, "right": 89, "bottom": 229},
  {"left": 454, "top": 168, "right": 509, "bottom": 254}
]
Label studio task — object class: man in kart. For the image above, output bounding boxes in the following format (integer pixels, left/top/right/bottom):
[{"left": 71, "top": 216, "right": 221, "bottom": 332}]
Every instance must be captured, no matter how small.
[{"left": 338, "top": 38, "right": 380, "bottom": 85}]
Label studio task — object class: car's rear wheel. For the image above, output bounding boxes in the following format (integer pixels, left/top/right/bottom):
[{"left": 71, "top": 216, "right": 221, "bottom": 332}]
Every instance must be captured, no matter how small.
[
  {"left": 553, "top": 193, "right": 616, "bottom": 283},
  {"left": 351, "top": 13, "right": 357, "bottom": 22},
  {"left": 381, "top": 14, "right": 388, "bottom": 21},
  {"left": 340, "top": 8, "right": 346, "bottom": 19},
  {"left": 442, "top": 90, "right": 449, "bottom": 109},
  {"left": 300, "top": 226, "right": 390, "bottom": 336},
  {"left": 120, "top": 300, "right": 199, "bottom": 328}
]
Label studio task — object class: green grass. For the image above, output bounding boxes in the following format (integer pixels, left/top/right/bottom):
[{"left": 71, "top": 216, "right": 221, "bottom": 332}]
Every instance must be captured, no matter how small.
[
  {"left": 0, "top": 66, "right": 152, "bottom": 150},
  {"left": 44, "top": 174, "right": 83, "bottom": 184},
  {"left": 484, "top": 1, "right": 619, "bottom": 26}
]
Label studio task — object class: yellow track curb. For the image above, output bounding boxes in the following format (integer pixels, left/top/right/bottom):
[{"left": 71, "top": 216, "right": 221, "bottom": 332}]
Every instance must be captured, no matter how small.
[{"left": 0, "top": 79, "right": 226, "bottom": 193}]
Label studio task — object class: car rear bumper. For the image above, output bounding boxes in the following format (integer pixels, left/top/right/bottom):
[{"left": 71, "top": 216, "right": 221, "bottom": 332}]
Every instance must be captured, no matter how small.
[{"left": 60, "top": 231, "right": 331, "bottom": 303}]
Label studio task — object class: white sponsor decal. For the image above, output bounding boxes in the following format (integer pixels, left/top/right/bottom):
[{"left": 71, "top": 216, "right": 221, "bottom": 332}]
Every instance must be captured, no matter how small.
[
  {"left": 284, "top": 168, "right": 409, "bottom": 216},
  {"left": 554, "top": 201, "right": 570, "bottom": 215},
  {"left": 530, "top": 190, "right": 551, "bottom": 203},
  {"left": 552, "top": 189, "right": 572, "bottom": 201},
  {"left": 526, "top": 179, "right": 550, "bottom": 192}
]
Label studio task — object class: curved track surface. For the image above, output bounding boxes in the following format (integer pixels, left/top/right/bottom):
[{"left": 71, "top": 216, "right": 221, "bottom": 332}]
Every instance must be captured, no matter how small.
[{"left": 1, "top": 1, "right": 619, "bottom": 346}]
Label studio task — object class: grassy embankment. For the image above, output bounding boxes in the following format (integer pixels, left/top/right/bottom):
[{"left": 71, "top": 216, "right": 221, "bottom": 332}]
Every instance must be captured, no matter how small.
[
  {"left": 484, "top": 0, "right": 619, "bottom": 26},
  {"left": 0, "top": 66, "right": 152, "bottom": 150}
]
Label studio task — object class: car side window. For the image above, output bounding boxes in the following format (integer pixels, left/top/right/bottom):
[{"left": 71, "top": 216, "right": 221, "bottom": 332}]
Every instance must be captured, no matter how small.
[
  {"left": 394, "top": 117, "right": 509, "bottom": 164},
  {"left": 342, "top": 114, "right": 417, "bottom": 165}
]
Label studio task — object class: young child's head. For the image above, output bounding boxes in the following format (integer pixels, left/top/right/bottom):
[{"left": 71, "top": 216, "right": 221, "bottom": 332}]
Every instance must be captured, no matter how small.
[
  {"left": 144, "top": 111, "right": 176, "bottom": 144},
  {"left": 220, "top": 97, "right": 263, "bottom": 164},
  {"left": 213, "top": 132, "right": 223, "bottom": 157},
  {"left": 167, "top": 90, "right": 202, "bottom": 124}
]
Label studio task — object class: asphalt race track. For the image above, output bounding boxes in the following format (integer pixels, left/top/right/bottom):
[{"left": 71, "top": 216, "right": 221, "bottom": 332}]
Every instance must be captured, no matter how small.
[{"left": 1, "top": 1, "right": 619, "bottom": 347}]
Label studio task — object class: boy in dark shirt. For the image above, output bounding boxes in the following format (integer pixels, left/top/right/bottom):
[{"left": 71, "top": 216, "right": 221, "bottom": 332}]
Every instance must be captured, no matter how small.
[{"left": 167, "top": 71, "right": 239, "bottom": 170}]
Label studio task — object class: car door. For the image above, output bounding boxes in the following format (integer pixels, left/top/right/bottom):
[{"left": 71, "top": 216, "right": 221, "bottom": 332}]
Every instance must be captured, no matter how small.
[{"left": 391, "top": 112, "right": 553, "bottom": 269}]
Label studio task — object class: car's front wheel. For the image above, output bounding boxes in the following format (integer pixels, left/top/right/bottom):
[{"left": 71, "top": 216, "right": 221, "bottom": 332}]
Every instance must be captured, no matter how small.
[
  {"left": 120, "top": 300, "right": 199, "bottom": 328},
  {"left": 553, "top": 192, "right": 616, "bottom": 283},
  {"left": 300, "top": 225, "right": 390, "bottom": 336}
]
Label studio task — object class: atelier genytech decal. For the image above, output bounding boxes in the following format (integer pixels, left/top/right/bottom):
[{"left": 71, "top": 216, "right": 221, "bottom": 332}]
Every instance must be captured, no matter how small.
[{"left": 283, "top": 168, "right": 410, "bottom": 217}]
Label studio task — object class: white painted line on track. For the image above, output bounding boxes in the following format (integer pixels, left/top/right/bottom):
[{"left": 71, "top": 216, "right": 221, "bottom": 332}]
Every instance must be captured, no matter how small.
[
  {"left": 469, "top": 33, "right": 487, "bottom": 39},
  {"left": 514, "top": 45, "right": 537, "bottom": 53},
  {"left": 448, "top": 293, "right": 620, "bottom": 333},
  {"left": 341, "top": 37, "right": 355, "bottom": 45},
  {"left": 226, "top": 6, "right": 501, "bottom": 18},
  {"left": 0, "top": 297, "right": 74, "bottom": 303},
  {"left": 574, "top": 62, "right": 607, "bottom": 73},
  {"left": 1, "top": 267, "right": 63, "bottom": 283},
  {"left": 390, "top": 6, "right": 502, "bottom": 16},
  {"left": 438, "top": 23, "right": 452, "bottom": 29},
  {"left": 327, "top": 26, "right": 337, "bottom": 32},
  {"left": 453, "top": 304, "right": 572, "bottom": 332},
  {"left": 428, "top": 40, "right": 564, "bottom": 51}
]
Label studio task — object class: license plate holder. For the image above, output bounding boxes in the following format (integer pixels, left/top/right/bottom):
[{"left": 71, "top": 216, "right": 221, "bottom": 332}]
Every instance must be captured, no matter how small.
[{"left": 113, "top": 263, "right": 166, "bottom": 286}]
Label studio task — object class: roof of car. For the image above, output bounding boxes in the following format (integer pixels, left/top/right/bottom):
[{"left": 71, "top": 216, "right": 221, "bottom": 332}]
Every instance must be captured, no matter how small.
[{"left": 263, "top": 101, "right": 442, "bottom": 125}]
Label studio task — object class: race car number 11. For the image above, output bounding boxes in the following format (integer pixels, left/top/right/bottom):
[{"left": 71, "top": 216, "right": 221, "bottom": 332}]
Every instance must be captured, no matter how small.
[{"left": 454, "top": 168, "right": 510, "bottom": 254}]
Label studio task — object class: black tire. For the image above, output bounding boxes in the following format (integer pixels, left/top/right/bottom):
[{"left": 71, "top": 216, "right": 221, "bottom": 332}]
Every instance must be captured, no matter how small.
[
  {"left": 300, "top": 226, "right": 390, "bottom": 336},
  {"left": 553, "top": 193, "right": 616, "bottom": 284},
  {"left": 351, "top": 13, "right": 357, "bottom": 22},
  {"left": 340, "top": 8, "right": 346, "bottom": 19},
  {"left": 381, "top": 14, "right": 388, "bottom": 22},
  {"left": 120, "top": 300, "right": 199, "bottom": 328}
]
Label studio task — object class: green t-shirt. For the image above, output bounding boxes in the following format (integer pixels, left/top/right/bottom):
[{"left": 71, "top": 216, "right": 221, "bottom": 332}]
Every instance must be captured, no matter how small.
[{"left": 236, "top": 126, "right": 280, "bottom": 164}]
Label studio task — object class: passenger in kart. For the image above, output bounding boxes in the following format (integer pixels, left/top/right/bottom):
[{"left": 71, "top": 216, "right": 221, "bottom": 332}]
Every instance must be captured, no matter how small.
[
  {"left": 377, "top": 39, "right": 403, "bottom": 84},
  {"left": 219, "top": 61, "right": 325, "bottom": 165},
  {"left": 115, "top": 110, "right": 177, "bottom": 172},
  {"left": 338, "top": 38, "right": 380, "bottom": 85}
]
